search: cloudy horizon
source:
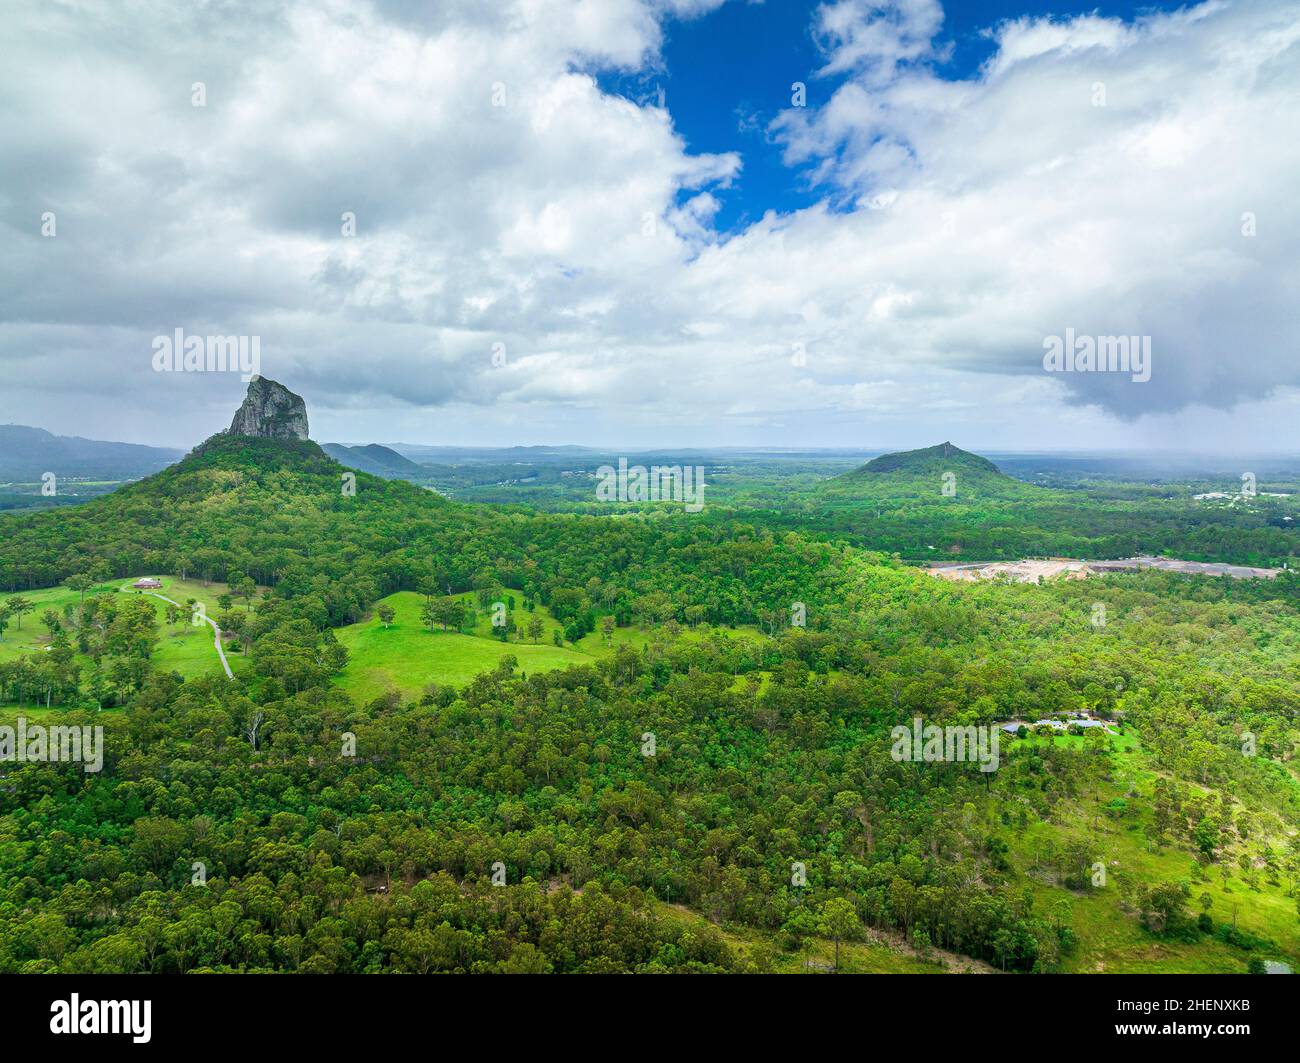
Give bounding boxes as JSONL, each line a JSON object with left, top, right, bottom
{"left": 3, "top": 0, "right": 1298, "bottom": 453}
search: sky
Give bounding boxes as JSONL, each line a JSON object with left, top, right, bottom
{"left": 2, "top": 0, "right": 1298, "bottom": 452}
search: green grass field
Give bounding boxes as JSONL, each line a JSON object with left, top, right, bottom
{"left": 332, "top": 590, "right": 776, "bottom": 702}
{"left": 332, "top": 591, "right": 597, "bottom": 702}
{"left": 6, "top": 579, "right": 771, "bottom": 708}
{"left": 1000, "top": 733, "right": 1300, "bottom": 972}
{"left": 122, "top": 577, "right": 255, "bottom": 681}
{"left": 0, "top": 577, "right": 254, "bottom": 702}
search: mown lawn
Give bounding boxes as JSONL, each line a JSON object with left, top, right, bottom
{"left": 0, "top": 581, "right": 119, "bottom": 670}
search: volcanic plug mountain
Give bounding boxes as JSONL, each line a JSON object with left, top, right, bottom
{"left": 224, "top": 377, "right": 310, "bottom": 441}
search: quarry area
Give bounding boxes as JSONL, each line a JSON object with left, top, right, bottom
{"left": 927, "top": 556, "right": 1282, "bottom": 583}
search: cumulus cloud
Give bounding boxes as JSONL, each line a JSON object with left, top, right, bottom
{"left": 813, "top": 0, "right": 947, "bottom": 81}
{"left": 773, "top": 0, "right": 1300, "bottom": 422}
{"left": 0, "top": 0, "right": 1297, "bottom": 450}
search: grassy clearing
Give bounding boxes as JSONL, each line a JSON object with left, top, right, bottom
{"left": 0, "top": 577, "right": 255, "bottom": 695}
{"left": 332, "top": 591, "right": 773, "bottom": 701}
{"left": 0, "top": 580, "right": 118, "bottom": 667}
{"left": 0, "top": 705, "right": 125, "bottom": 729}
{"left": 125, "top": 577, "right": 256, "bottom": 680}
{"left": 332, "top": 591, "right": 596, "bottom": 702}
{"left": 1000, "top": 734, "right": 1300, "bottom": 972}
{"left": 728, "top": 670, "right": 771, "bottom": 694}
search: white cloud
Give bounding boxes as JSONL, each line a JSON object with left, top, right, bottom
{"left": 814, "top": 0, "right": 946, "bottom": 81}
{"left": 980, "top": 13, "right": 1138, "bottom": 79}
{"left": 770, "top": 0, "right": 1300, "bottom": 426}
{"left": 1, "top": 0, "right": 1297, "bottom": 452}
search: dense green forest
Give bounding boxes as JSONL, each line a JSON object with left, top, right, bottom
{"left": 402, "top": 443, "right": 1300, "bottom": 569}
{"left": 1, "top": 435, "right": 1298, "bottom": 973}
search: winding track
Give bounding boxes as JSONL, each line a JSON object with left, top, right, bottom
{"left": 130, "top": 587, "right": 235, "bottom": 680}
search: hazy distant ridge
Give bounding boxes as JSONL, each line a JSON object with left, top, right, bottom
{"left": 321, "top": 442, "right": 427, "bottom": 478}
{"left": 0, "top": 424, "right": 183, "bottom": 480}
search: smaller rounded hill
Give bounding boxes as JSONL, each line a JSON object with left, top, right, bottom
{"left": 847, "top": 442, "right": 1006, "bottom": 479}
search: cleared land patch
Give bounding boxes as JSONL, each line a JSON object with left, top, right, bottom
{"left": 332, "top": 591, "right": 596, "bottom": 702}
{"left": 0, "top": 577, "right": 255, "bottom": 703}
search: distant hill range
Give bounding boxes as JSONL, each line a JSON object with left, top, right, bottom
{"left": 387, "top": 443, "right": 594, "bottom": 462}
{"left": 321, "top": 442, "right": 427, "bottom": 479}
{"left": 0, "top": 424, "right": 183, "bottom": 481}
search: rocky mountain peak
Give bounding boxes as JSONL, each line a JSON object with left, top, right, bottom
{"left": 225, "top": 376, "right": 309, "bottom": 440}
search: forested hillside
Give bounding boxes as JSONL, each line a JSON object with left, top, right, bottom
{"left": 1, "top": 436, "right": 1298, "bottom": 973}
{"left": 405, "top": 442, "right": 1300, "bottom": 569}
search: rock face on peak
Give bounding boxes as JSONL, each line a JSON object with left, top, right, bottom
{"left": 225, "top": 377, "right": 309, "bottom": 440}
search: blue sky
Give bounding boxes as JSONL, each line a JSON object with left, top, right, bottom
{"left": 602, "top": 0, "right": 1190, "bottom": 232}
